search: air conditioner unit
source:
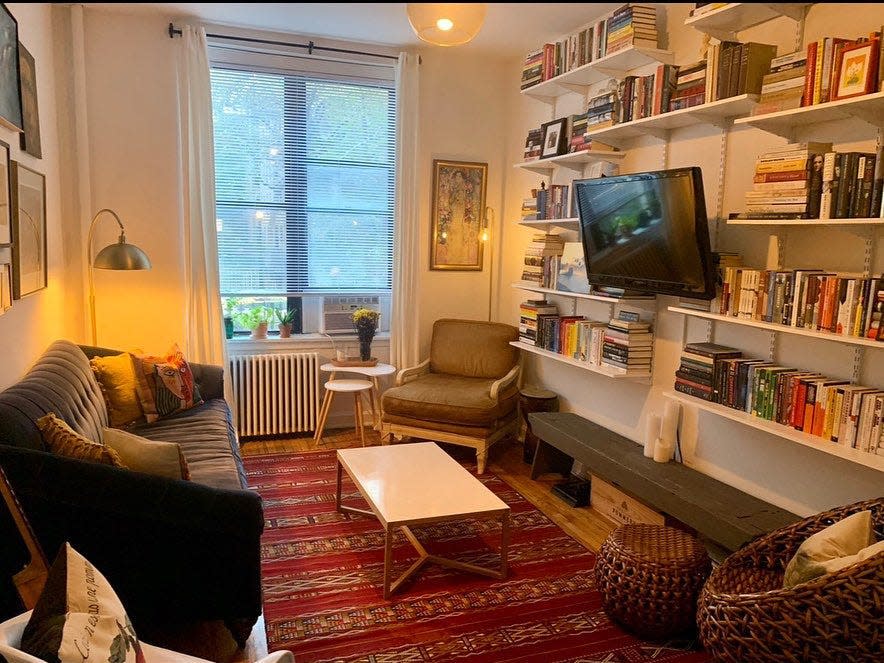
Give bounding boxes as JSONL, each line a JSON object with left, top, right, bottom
{"left": 322, "top": 296, "right": 380, "bottom": 334}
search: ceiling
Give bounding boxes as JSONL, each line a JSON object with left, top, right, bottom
{"left": 83, "top": 3, "right": 621, "bottom": 55}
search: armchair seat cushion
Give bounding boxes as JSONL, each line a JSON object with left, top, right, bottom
{"left": 382, "top": 373, "right": 518, "bottom": 426}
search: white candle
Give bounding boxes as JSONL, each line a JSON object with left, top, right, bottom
{"left": 644, "top": 414, "right": 660, "bottom": 458}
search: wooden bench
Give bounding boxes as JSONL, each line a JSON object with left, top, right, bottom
{"left": 529, "top": 412, "right": 800, "bottom": 555}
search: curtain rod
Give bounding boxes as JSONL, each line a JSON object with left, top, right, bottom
{"left": 168, "top": 23, "right": 400, "bottom": 61}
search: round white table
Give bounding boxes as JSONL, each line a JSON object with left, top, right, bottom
{"left": 319, "top": 362, "right": 396, "bottom": 431}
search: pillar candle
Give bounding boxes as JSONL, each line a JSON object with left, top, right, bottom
{"left": 644, "top": 414, "right": 660, "bottom": 458}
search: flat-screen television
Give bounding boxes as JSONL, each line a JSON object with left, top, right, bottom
{"left": 573, "top": 167, "right": 716, "bottom": 300}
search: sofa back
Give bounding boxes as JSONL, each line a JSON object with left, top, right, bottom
{"left": 0, "top": 340, "right": 108, "bottom": 450}
{"left": 429, "top": 319, "right": 519, "bottom": 379}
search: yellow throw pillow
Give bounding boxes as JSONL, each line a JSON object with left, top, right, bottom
{"left": 90, "top": 352, "right": 144, "bottom": 427}
{"left": 783, "top": 510, "right": 874, "bottom": 588}
{"left": 37, "top": 413, "right": 126, "bottom": 468}
{"left": 102, "top": 427, "right": 190, "bottom": 480}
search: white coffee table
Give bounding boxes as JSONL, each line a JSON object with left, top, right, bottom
{"left": 335, "top": 442, "right": 511, "bottom": 599}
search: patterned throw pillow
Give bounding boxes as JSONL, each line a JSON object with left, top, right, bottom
{"left": 102, "top": 427, "right": 191, "bottom": 480}
{"left": 89, "top": 352, "right": 144, "bottom": 427}
{"left": 133, "top": 345, "right": 204, "bottom": 423}
{"left": 20, "top": 542, "right": 145, "bottom": 663}
{"left": 37, "top": 413, "right": 126, "bottom": 468}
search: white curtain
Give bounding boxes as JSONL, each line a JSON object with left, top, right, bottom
{"left": 391, "top": 52, "right": 421, "bottom": 369}
{"left": 176, "top": 27, "right": 231, "bottom": 398}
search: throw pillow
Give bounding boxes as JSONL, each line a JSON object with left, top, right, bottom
{"left": 89, "top": 352, "right": 144, "bottom": 427}
{"left": 102, "top": 427, "right": 191, "bottom": 480}
{"left": 20, "top": 542, "right": 145, "bottom": 663}
{"left": 37, "top": 413, "right": 126, "bottom": 468}
{"left": 783, "top": 510, "right": 875, "bottom": 588}
{"left": 133, "top": 344, "right": 203, "bottom": 423}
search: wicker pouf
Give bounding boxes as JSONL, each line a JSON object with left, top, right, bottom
{"left": 595, "top": 524, "right": 711, "bottom": 639}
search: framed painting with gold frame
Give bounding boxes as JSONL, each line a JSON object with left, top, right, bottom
{"left": 429, "top": 159, "right": 488, "bottom": 271}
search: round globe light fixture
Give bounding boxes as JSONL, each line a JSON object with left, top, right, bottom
{"left": 407, "top": 4, "right": 487, "bottom": 47}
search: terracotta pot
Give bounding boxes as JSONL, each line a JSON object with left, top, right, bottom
{"left": 251, "top": 322, "right": 268, "bottom": 339}
{"left": 278, "top": 323, "right": 292, "bottom": 338}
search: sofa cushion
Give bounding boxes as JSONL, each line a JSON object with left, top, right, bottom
{"left": 0, "top": 340, "right": 108, "bottom": 450}
{"left": 37, "top": 413, "right": 125, "bottom": 468}
{"left": 103, "top": 427, "right": 191, "bottom": 481}
{"left": 429, "top": 319, "right": 519, "bottom": 379}
{"left": 382, "top": 373, "right": 518, "bottom": 426}
{"left": 133, "top": 346, "right": 204, "bottom": 423}
{"left": 129, "top": 399, "right": 245, "bottom": 491}
{"left": 89, "top": 352, "right": 144, "bottom": 427}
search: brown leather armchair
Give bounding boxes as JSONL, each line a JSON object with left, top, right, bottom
{"left": 380, "top": 319, "right": 521, "bottom": 473}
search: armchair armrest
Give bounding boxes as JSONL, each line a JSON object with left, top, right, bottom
{"left": 489, "top": 365, "right": 521, "bottom": 403}
{"left": 395, "top": 358, "right": 430, "bottom": 386}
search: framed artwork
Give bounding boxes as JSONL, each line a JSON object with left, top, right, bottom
{"left": 0, "top": 5, "right": 21, "bottom": 132}
{"left": 18, "top": 41, "right": 40, "bottom": 158}
{"left": 430, "top": 159, "right": 488, "bottom": 271}
{"left": 556, "top": 242, "right": 590, "bottom": 295}
{"left": 540, "top": 118, "right": 566, "bottom": 159}
{"left": 0, "top": 246, "right": 10, "bottom": 314}
{"left": 10, "top": 161, "right": 46, "bottom": 298}
{"left": 833, "top": 41, "right": 879, "bottom": 101}
{"left": 0, "top": 139, "right": 10, "bottom": 244}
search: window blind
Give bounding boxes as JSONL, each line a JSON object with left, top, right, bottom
{"left": 211, "top": 65, "right": 396, "bottom": 296}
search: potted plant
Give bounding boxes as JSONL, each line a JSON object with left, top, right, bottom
{"left": 234, "top": 306, "right": 271, "bottom": 340}
{"left": 275, "top": 308, "right": 297, "bottom": 338}
{"left": 351, "top": 308, "right": 380, "bottom": 361}
{"left": 223, "top": 298, "right": 241, "bottom": 340}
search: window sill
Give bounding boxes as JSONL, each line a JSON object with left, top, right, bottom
{"left": 227, "top": 332, "right": 390, "bottom": 355}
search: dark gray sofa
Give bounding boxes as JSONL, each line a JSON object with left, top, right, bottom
{"left": 0, "top": 340, "right": 262, "bottom": 646}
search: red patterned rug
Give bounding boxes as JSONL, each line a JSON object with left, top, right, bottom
{"left": 244, "top": 449, "right": 710, "bottom": 663}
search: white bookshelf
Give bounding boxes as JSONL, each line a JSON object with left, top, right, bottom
{"left": 668, "top": 306, "right": 884, "bottom": 350}
{"left": 664, "top": 390, "right": 884, "bottom": 472}
{"left": 728, "top": 218, "right": 884, "bottom": 227}
{"left": 517, "top": 218, "right": 580, "bottom": 231}
{"left": 513, "top": 150, "right": 625, "bottom": 174}
{"left": 512, "top": 282, "right": 654, "bottom": 303}
{"left": 521, "top": 45, "right": 674, "bottom": 102}
{"left": 584, "top": 94, "right": 759, "bottom": 147}
{"left": 511, "top": 341, "right": 651, "bottom": 380}
{"left": 685, "top": 3, "right": 811, "bottom": 40}
{"left": 733, "top": 91, "right": 884, "bottom": 139}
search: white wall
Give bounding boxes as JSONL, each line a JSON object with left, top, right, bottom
{"left": 499, "top": 4, "right": 884, "bottom": 516}
{"left": 0, "top": 3, "right": 72, "bottom": 390}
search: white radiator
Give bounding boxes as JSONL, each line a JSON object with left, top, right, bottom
{"left": 229, "top": 352, "right": 320, "bottom": 437}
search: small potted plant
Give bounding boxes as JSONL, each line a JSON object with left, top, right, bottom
{"left": 234, "top": 306, "right": 271, "bottom": 340}
{"left": 351, "top": 308, "right": 380, "bottom": 361}
{"left": 275, "top": 308, "right": 297, "bottom": 338}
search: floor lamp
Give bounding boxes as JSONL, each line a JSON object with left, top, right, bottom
{"left": 87, "top": 208, "right": 152, "bottom": 345}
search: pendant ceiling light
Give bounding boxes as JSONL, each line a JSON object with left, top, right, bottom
{"left": 406, "top": 4, "right": 487, "bottom": 47}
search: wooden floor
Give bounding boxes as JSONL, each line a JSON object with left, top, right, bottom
{"left": 157, "top": 427, "right": 616, "bottom": 663}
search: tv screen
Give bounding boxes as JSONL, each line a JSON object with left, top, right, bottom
{"left": 574, "top": 167, "right": 715, "bottom": 299}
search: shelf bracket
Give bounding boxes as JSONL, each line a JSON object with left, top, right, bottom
{"left": 863, "top": 230, "right": 874, "bottom": 278}
{"left": 559, "top": 83, "right": 589, "bottom": 96}
{"left": 852, "top": 347, "right": 864, "bottom": 383}
{"left": 777, "top": 230, "right": 788, "bottom": 270}
{"left": 705, "top": 320, "right": 714, "bottom": 343}
{"left": 644, "top": 127, "right": 671, "bottom": 141}
{"left": 768, "top": 331, "right": 777, "bottom": 362}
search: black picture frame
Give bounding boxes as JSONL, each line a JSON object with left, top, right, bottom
{"left": 18, "top": 41, "right": 40, "bottom": 158}
{"left": 0, "top": 4, "right": 22, "bottom": 132}
{"left": 540, "top": 118, "right": 567, "bottom": 159}
{"left": 10, "top": 161, "right": 46, "bottom": 299}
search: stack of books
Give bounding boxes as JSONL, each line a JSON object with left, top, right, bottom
{"left": 601, "top": 314, "right": 654, "bottom": 375}
{"left": 671, "top": 60, "right": 707, "bottom": 111}
{"left": 521, "top": 196, "right": 538, "bottom": 222}
{"left": 586, "top": 91, "right": 617, "bottom": 131}
{"left": 522, "top": 234, "right": 565, "bottom": 288}
{"left": 567, "top": 114, "right": 618, "bottom": 153}
{"left": 523, "top": 128, "right": 543, "bottom": 161}
{"left": 519, "top": 300, "right": 558, "bottom": 345}
{"left": 737, "top": 142, "right": 832, "bottom": 219}
{"left": 755, "top": 51, "right": 807, "bottom": 114}
{"left": 674, "top": 342, "right": 742, "bottom": 401}
{"left": 717, "top": 268, "right": 884, "bottom": 341}
{"left": 803, "top": 33, "right": 883, "bottom": 107}
{"left": 521, "top": 48, "right": 544, "bottom": 90}
{"left": 605, "top": 4, "right": 658, "bottom": 55}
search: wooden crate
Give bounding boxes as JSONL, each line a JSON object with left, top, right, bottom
{"left": 590, "top": 474, "right": 665, "bottom": 526}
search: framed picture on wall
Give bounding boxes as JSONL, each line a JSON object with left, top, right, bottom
{"left": 0, "top": 5, "right": 22, "bottom": 132}
{"left": 10, "top": 161, "right": 46, "bottom": 298}
{"left": 429, "top": 159, "right": 488, "bottom": 271}
{"left": 0, "top": 139, "right": 10, "bottom": 245}
{"left": 18, "top": 41, "right": 40, "bottom": 158}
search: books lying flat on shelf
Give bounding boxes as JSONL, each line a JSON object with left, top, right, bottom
{"left": 522, "top": 234, "right": 565, "bottom": 288}
{"left": 519, "top": 300, "right": 558, "bottom": 344}
{"left": 737, "top": 143, "right": 831, "bottom": 219}
{"left": 601, "top": 313, "right": 653, "bottom": 375}
{"left": 754, "top": 50, "right": 807, "bottom": 114}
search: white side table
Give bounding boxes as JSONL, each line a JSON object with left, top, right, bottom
{"left": 320, "top": 362, "right": 396, "bottom": 430}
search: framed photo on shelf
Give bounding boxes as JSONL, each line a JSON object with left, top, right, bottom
{"left": 832, "top": 41, "right": 879, "bottom": 101}
{"left": 429, "top": 159, "right": 488, "bottom": 271}
{"left": 10, "top": 161, "right": 46, "bottom": 298}
{"left": 556, "top": 242, "right": 590, "bottom": 295}
{"left": 0, "top": 4, "right": 22, "bottom": 132}
{"left": 540, "top": 118, "right": 567, "bottom": 159}
{"left": 0, "top": 139, "right": 10, "bottom": 245}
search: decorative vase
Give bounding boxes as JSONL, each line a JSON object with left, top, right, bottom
{"left": 359, "top": 338, "right": 372, "bottom": 361}
{"left": 278, "top": 323, "right": 292, "bottom": 339}
{"left": 224, "top": 316, "right": 234, "bottom": 340}
{"left": 251, "top": 322, "right": 268, "bottom": 340}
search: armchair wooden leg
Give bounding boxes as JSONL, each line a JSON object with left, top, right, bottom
{"left": 477, "top": 447, "right": 488, "bottom": 475}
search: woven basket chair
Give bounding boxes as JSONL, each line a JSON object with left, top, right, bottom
{"left": 697, "top": 497, "right": 884, "bottom": 663}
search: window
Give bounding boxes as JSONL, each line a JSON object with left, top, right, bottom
{"left": 210, "top": 59, "right": 396, "bottom": 329}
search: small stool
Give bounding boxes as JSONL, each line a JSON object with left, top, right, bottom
{"left": 518, "top": 387, "right": 559, "bottom": 464}
{"left": 314, "top": 379, "right": 374, "bottom": 447}
{"left": 595, "top": 524, "right": 711, "bottom": 640}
